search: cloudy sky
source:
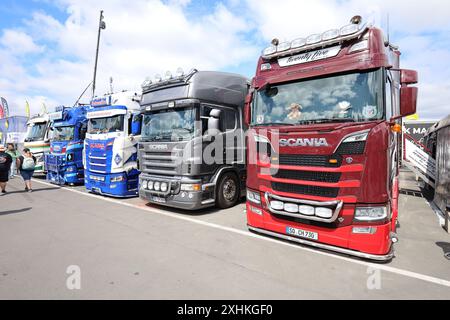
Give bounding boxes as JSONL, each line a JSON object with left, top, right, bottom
{"left": 0, "top": 0, "right": 449, "bottom": 120}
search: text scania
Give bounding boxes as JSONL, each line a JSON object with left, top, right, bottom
{"left": 280, "top": 138, "right": 329, "bottom": 147}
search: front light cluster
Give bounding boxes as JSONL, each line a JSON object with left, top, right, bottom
{"left": 180, "top": 184, "right": 201, "bottom": 191}
{"left": 342, "top": 130, "right": 369, "bottom": 143}
{"left": 141, "top": 179, "right": 169, "bottom": 192}
{"left": 111, "top": 175, "right": 124, "bottom": 182}
{"left": 355, "top": 207, "right": 388, "bottom": 222}
{"left": 247, "top": 189, "right": 261, "bottom": 205}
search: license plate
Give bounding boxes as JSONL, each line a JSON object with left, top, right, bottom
{"left": 152, "top": 196, "right": 166, "bottom": 203}
{"left": 286, "top": 226, "right": 318, "bottom": 241}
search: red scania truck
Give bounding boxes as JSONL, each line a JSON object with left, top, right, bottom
{"left": 245, "top": 16, "right": 418, "bottom": 261}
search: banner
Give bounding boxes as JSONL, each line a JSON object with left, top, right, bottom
{"left": 404, "top": 137, "right": 436, "bottom": 181}
{"left": 0, "top": 116, "right": 29, "bottom": 144}
{"left": 0, "top": 97, "right": 8, "bottom": 119}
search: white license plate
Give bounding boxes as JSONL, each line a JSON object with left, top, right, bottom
{"left": 286, "top": 226, "right": 318, "bottom": 241}
{"left": 152, "top": 196, "right": 166, "bottom": 203}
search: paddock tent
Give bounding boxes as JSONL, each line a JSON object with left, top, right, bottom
{"left": 424, "top": 114, "right": 450, "bottom": 214}
{"left": 0, "top": 116, "right": 29, "bottom": 145}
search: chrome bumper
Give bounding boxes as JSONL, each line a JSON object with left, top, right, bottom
{"left": 248, "top": 225, "right": 395, "bottom": 262}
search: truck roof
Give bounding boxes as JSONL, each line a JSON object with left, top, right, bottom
{"left": 141, "top": 70, "right": 249, "bottom": 109}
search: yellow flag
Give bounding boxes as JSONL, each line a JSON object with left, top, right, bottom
{"left": 25, "top": 100, "right": 30, "bottom": 118}
{"left": 5, "top": 119, "right": 8, "bottom": 129}
{"left": 406, "top": 113, "right": 419, "bottom": 120}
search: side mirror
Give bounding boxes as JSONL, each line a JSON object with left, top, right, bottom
{"left": 400, "top": 86, "right": 418, "bottom": 118}
{"left": 131, "top": 115, "right": 142, "bottom": 135}
{"left": 244, "top": 93, "right": 252, "bottom": 127}
{"left": 401, "top": 69, "right": 418, "bottom": 85}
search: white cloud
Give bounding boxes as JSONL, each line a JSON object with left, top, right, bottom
{"left": 0, "top": 29, "right": 44, "bottom": 54}
{"left": 2, "top": 0, "right": 259, "bottom": 117}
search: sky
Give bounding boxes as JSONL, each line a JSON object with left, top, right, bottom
{"left": 0, "top": 0, "right": 449, "bottom": 120}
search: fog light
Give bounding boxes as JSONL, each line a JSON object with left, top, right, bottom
{"left": 316, "top": 207, "right": 333, "bottom": 219}
{"left": 141, "top": 180, "right": 148, "bottom": 189}
{"left": 250, "top": 206, "right": 262, "bottom": 215}
{"left": 147, "top": 181, "right": 154, "bottom": 190}
{"left": 160, "top": 182, "right": 168, "bottom": 192}
{"left": 299, "top": 205, "right": 315, "bottom": 216}
{"left": 352, "top": 227, "right": 377, "bottom": 234}
{"left": 270, "top": 200, "right": 284, "bottom": 211}
{"left": 154, "top": 181, "right": 160, "bottom": 191}
{"left": 284, "top": 203, "right": 298, "bottom": 213}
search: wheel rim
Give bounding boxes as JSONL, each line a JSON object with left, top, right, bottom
{"left": 223, "top": 178, "right": 237, "bottom": 201}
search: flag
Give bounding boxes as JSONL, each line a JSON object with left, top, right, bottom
{"left": 25, "top": 101, "right": 30, "bottom": 118}
{"left": 406, "top": 113, "right": 419, "bottom": 120}
{"left": 5, "top": 119, "right": 8, "bottom": 129}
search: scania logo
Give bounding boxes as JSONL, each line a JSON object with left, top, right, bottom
{"left": 279, "top": 138, "right": 329, "bottom": 147}
{"left": 148, "top": 144, "right": 168, "bottom": 151}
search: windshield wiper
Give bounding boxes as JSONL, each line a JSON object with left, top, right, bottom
{"left": 299, "top": 118, "right": 356, "bottom": 125}
{"left": 253, "top": 122, "right": 295, "bottom": 127}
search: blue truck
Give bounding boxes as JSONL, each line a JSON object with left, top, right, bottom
{"left": 45, "top": 105, "right": 89, "bottom": 185}
{"left": 84, "top": 91, "right": 142, "bottom": 197}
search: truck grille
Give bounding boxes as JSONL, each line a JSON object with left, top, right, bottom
{"left": 272, "top": 182, "right": 339, "bottom": 198}
{"left": 278, "top": 154, "right": 342, "bottom": 167}
{"left": 141, "top": 150, "right": 179, "bottom": 175}
{"left": 273, "top": 169, "right": 341, "bottom": 183}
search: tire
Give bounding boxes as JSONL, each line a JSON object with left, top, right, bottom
{"left": 216, "top": 171, "right": 240, "bottom": 209}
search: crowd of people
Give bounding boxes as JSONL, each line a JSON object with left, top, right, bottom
{"left": 0, "top": 144, "right": 36, "bottom": 194}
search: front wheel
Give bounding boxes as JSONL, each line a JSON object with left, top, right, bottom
{"left": 216, "top": 172, "right": 240, "bottom": 209}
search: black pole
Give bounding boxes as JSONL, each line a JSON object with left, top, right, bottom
{"left": 92, "top": 10, "right": 105, "bottom": 99}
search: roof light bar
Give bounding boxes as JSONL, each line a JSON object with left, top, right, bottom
{"left": 261, "top": 16, "right": 370, "bottom": 59}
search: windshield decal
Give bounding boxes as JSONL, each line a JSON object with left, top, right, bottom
{"left": 278, "top": 45, "right": 341, "bottom": 67}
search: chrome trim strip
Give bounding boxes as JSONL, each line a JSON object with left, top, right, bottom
{"left": 89, "top": 169, "right": 106, "bottom": 174}
{"left": 265, "top": 192, "right": 343, "bottom": 223}
{"left": 89, "top": 156, "right": 107, "bottom": 160}
{"left": 89, "top": 162, "right": 106, "bottom": 167}
{"left": 248, "top": 226, "right": 394, "bottom": 261}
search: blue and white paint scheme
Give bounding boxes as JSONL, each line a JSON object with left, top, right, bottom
{"left": 84, "top": 91, "right": 142, "bottom": 197}
{"left": 45, "top": 105, "right": 89, "bottom": 185}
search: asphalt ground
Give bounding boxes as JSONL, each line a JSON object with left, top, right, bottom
{"left": 0, "top": 170, "right": 449, "bottom": 299}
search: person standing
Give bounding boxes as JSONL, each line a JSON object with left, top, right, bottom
{"left": 17, "top": 148, "right": 36, "bottom": 192}
{"left": 0, "top": 144, "right": 13, "bottom": 194}
{"left": 6, "top": 143, "right": 20, "bottom": 178}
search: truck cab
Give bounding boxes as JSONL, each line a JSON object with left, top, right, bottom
{"left": 45, "top": 105, "right": 88, "bottom": 185}
{"left": 138, "top": 69, "right": 248, "bottom": 210}
{"left": 84, "top": 91, "right": 142, "bottom": 197}
{"left": 245, "top": 17, "right": 418, "bottom": 260}
{"left": 24, "top": 114, "right": 51, "bottom": 174}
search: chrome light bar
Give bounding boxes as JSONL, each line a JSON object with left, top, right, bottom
{"left": 261, "top": 23, "right": 370, "bottom": 60}
{"left": 265, "top": 192, "right": 343, "bottom": 223}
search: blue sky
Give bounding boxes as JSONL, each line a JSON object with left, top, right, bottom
{"left": 0, "top": 0, "right": 449, "bottom": 120}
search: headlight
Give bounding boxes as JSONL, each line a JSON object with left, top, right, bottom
{"left": 141, "top": 180, "right": 148, "bottom": 189}
{"left": 66, "top": 166, "right": 76, "bottom": 173}
{"left": 160, "top": 182, "right": 168, "bottom": 192}
{"left": 180, "top": 183, "right": 201, "bottom": 191}
{"left": 355, "top": 207, "right": 388, "bottom": 222}
{"left": 342, "top": 130, "right": 369, "bottom": 143}
{"left": 247, "top": 189, "right": 261, "bottom": 205}
{"left": 154, "top": 181, "right": 161, "bottom": 191}
{"left": 111, "top": 175, "right": 124, "bottom": 182}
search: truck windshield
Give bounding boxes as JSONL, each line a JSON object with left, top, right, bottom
{"left": 25, "top": 122, "right": 47, "bottom": 142}
{"left": 88, "top": 115, "right": 124, "bottom": 134}
{"left": 52, "top": 126, "right": 75, "bottom": 141}
{"left": 252, "top": 69, "right": 383, "bottom": 125}
{"left": 142, "top": 107, "right": 195, "bottom": 142}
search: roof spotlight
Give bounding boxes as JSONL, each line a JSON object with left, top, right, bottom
{"left": 176, "top": 67, "right": 184, "bottom": 78}
{"left": 271, "top": 38, "right": 280, "bottom": 46}
{"left": 350, "top": 15, "right": 362, "bottom": 24}
{"left": 164, "top": 70, "right": 172, "bottom": 80}
{"left": 154, "top": 74, "right": 162, "bottom": 82}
